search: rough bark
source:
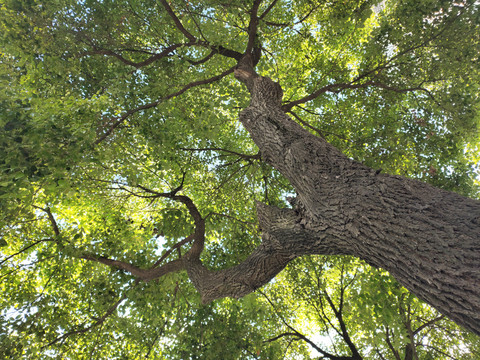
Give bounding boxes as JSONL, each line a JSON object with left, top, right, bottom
{"left": 193, "top": 58, "right": 480, "bottom": 335}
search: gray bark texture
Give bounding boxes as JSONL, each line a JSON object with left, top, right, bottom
{"left": 218, "top": 59, "right": 480, "bottom": 335}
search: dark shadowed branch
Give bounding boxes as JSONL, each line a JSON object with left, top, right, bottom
{"left": 385, "top": 326, "right": 402, "bottom": 360}
{"left": 245, "top": 0, "right": 263, "bottom": 55}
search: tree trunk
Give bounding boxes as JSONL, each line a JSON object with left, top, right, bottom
{"left": 221, "top": 62, "right": 480, "bottom": 335}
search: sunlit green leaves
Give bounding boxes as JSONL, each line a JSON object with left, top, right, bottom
{"left": 0, "top": 0, "right": 479, "bottom": 358}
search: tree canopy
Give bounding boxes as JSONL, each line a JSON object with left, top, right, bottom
{"left": 0, "top": 0, "right": 479, "bottom": 358}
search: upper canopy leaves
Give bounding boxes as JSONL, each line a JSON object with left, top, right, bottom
{"left": 0, "top": 0, "right": 479, "bottom": 358}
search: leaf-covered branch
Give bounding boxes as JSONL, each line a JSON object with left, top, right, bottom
{"left": 80, "top": 42, "right": 194, "bottom": 68}
{"left": 159, "top": 0, "right": 196, "bottom": 42}
{"left": 0, "top": 238, "right": 55, "bottom": 266}
{"left": 95, "top": 66, "right": 235, "bottom": 144}
{"left": 260, "top": 290, "right": 355, "bottom": 360}
{"left": 181, "top": 147, "right": 261, "bottom": 161}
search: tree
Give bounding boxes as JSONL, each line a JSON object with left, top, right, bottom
{"left": 1, "top": 0, "right": 479, "bottom": 358}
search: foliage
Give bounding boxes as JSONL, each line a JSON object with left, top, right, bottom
{"left": 0, "top": 0, "right": 479, "bottom": 358}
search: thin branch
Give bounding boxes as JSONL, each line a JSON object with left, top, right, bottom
{"left": 375, "top": 348, "right": 388, "bottom": 360}
{"left": 44, "top": 290, "right": 130, "bottom": 348}
{"left": 144, "top": 318, "right": 169, "bottom": 359}
{"left": 181, "top": 147, "right": 261, "bottom": 161}
{"left": 413, "top": 315, "right": 445, "bottom": 336}
{"left": 207, "top": 212, "right": 257, "bottom": 227}
{"left": 282, "top": 7, "right": 468, "bottom": 111}
{"left": 81, "top": 42, "right": 191, "bottom": 68}
{"left": 289, "top": 110, "right": 324, "bottom": 137}
{"left": 264, "top": 2, "right": 322, "bottom": 27}
{"left": 80, "top": 254, "right": 152, "bottom": 279}
{"left": 0, "top": 238, "right": 55, "bottom": 266}
{"left": 294, "top": 3, "right": 322, "bottom": 24}
{"left": 282, "top": 79, "right": 434, "bottom": 112}
{"left": 151, "top": 233, "right": 195, "bottom": 268}
{"left": 182, "top": 0, "right": 207, "bottom": 41}
{"left": 95, "top": 101, "right": 161, "bottom": 145}
{"left": 417, "top": 344, "right": 460, "bottom": 360}
{"left": 95, "top": 66, "right": 235, "bottom": 144}
{"left": 385, "top": 326, "right": 402, "bottom": 360}
{"left": 263, "top": 332, "right": 299, "bottom": 343}
{"left": 282, "top": 81, "right": 370, "bottom": 111}
{"left": 187, "top": 50, "right": 215, "bottom": 65}
{"left": 258, "top": 290, "right": 352, "bottom": 359}
{"left": 81, "top": 252, "right": 185, "bottom": 282}
{"left": 324, "top": 290, "right": 362, "bottom": 359}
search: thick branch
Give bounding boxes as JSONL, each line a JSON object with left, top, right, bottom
{"left": 185, "top": 203, "right": 344, "bottom": 303}
{"left": 245, "top": 0, "right": 263, "bottom": 55}
{"left": 33, "top": 206, "right": 60, "bottom": 237}
{"left": 159, "top": 0, "right": 196, "bottom": 41}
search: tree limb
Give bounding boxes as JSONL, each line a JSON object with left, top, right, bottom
{"left": 413, "top": 315, "right": 445, "bottom": 336}
{"left": 324, "top": 290, "right": 362, "bottom": 360}
{"left": 151, "top": 233, "right": 195, "bottom": 268}
{"left": 259, "top": 291, "right": 352, "bottom": 359}
{"left": 33, "top": 206, "right": 61, "bottom": 237}
{"left": 43, "top": 290, "right": 130, "bottom": 348}
{"left": 81, "top": 42, "right": 192, "bottom": 68}
{"left": 245, "top": 0, "right": 263, "bottom": 55}
{"left": 0, "top": 238, "right": 55, "bottom": 266}
{"left": 95, "top": 66, "right": 235, "bottom": 144}
{"left": 181, "top": 147, "right": 261, "bottom": 161}
{"left": 259, "top": 0, "right": 279, "bottom": 20}
{"left": 159, "top": 0, "right": 196, "bottom": 41}
{"left": 385, "top": 326, "right": 402, "bottom": 360}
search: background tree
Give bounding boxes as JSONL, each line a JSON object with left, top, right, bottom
{"left": 0, "top": 0, "right": 479, "bottom": 358}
